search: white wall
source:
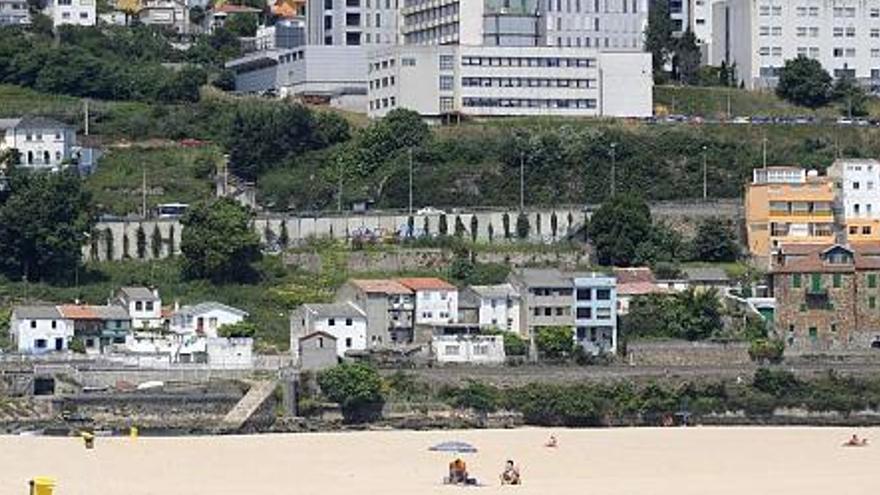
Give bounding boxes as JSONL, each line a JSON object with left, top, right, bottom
{"left": 478, "top": 297, "right": 521, "bottom": 334}
{"left": 599, "top": 51, "right": 653, "bottom": 118}
{"left": 171, "top": 309, "right": 246, "bottom": 337}
{"left": 11, "top": 317, "right": 74, "bottom": 353}
{"left": 415, "top": 289, "right": 458, "bottom": 325}
{"left": 432, "top": 335, "right": 505, "bottom": 364}
{"left": 206, "top": 337, "right": 254, "bottom": 369}
{"left": 126, "top": 299, "right": 162, "bottom": 329}
{"left": 46, "top": 0, "right": 96, "bottom": 26}
{"left": 2, "top": 126, "right": 75, "bottom": 171}
{"left": 311, "top": 316, "right": 368, "bottom": 357}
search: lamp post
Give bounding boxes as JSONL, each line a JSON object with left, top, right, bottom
{"left": 610, "top": 142, "right": 618, "bottom": 197}
{"left": 702, "top": 145, "right": 708, "bottom": 201}
{"left": 519, "top": 151, "right": 525, "bottom": 211}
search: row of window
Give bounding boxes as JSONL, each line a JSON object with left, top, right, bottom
{"left": 402, "top": 2, "right": 457, "bottom": 26}
{"left": 134, "top": 301, "right": 155, "bottom": 312}
{"left": 462, "top": 77, "right": 596, "bottom": 89}
{"left": 576, "top": 288, "right": 612, "bottom": 300}
{"left": 551, "top": 36, "right": 641, "bottom": 50}
{"left": 368, "top": 75, "right": 396, "bottom": 89}
{"left": 369, "top": 96, "right": 397, "bottom": 110}
{"left": 420, "top": 311, "right": 450, "bottom": 319}
{"left": 533, "top": 306, "right": 571, "bottom": 317}
{"left": 849, "top": 225, "right": 874, "bottom": 236}
{"left": 443, "top": 343, "right": 491, "bottom": 356}
{"left": 24, "top": 132, "right": 63, "bottom": 141}
{"left": 546, "top": 0, "right": 640, "bottom": 14}
{"left": 323, "top": 0, "right": 397, "bottom": 9}
{"left": 462, "top": 97, "right": 597, "bottom": 109}
{"left": 575, "top": 307, "right": 613, "bottom": 320}
{"left": 461, "top": 56, "right": 595, "bottom": 68}
{"left": 791, "top": 272, "right": 879, "bottom": 289}
{"left": 326, "top": 317, "right": 355, "bottom": 326}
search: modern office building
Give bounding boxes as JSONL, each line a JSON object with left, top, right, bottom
{"left": 307, "top": 0, "right": 399, "bottom": 46}
{"left": 366, "top": 45, "right": 651, "bottom": 118}
{"left": 572, "top": 273, "right": 618, "bottom": 355}
{"left": 745, "top": 166, "right": 836, "bottom": 258}
{"left": 0, "top": 0, "right": 30, "bottom": 26}
{"left": 690, "top": 0, "right": 724, "bottom": 63}
{"left": 712, "top": 0, "right": 880, "bottom": 89}
{"left": 828, "top": 158, "right": 880, "bottom": 243}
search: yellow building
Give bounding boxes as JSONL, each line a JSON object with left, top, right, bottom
{"left": 745, "top": 166, "right": 836, "bottom": 258}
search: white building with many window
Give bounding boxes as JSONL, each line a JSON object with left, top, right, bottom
{"left": 828, "top": 158, "right": 880, "bottom": 242}
{"left": 44, "top": 0, "right": 96, "bottom": 26}
{"left": 289, "top": 302, "right": 368, "bottom": 359}
{"left": 0, "top": 117, "right": 76, "bottom": 171}
{"left": 467, "top": 283, "right": 522, "bottom": 334}
{"left": 713, "top": 0, "right": 880, "bottom": 89}
{"left": 0, "top": 0, "right": 30, "bottom": 26}
{"left": 367, "top": 44, "right": 651, "bottom": 118}
{"left": 169, "top": 302, "right": 249, "bottom": 338}
{"left": 116, "top": 287, "right": 163, "bottom": 329}
{"left": 307, "top": 0, "right": 399, "bottom": 46}
{"left": 397, "top": 277, "right": 459, "bottom": 325}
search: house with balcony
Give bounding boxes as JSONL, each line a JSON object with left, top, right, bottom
{"left": 464, "top": 283, "right": 522, "bottom": 335}
{"left": 396, "top": 277, "right": 458, "bottom": 326}
{"left": 58, "top": 304, "right": 131, "bottom": 354}
{"left": 771, "top": 242, "right": 880, "bottom": 352}
{"left": 0, "top": 117, "right": 76, "bottom": 171}
{"left": 572, "top": 273, "right": 618, "bottom": 355}
{"left": 116, "top": 287, "right": 163, "bottom": 329}
{"left": 335, "top": 279, "right": 415, "bottom": 346}
{"left": 169, "top": 301, "right": 248, "bottom": 337}
{"left": 508, "top": 268, "right": 573, "bottom": 352}
{"left": 745, "top": 166, "right": 836, "bottom": 259}
{"left": 0, "top": 0, "right": 30, "bottom": 25}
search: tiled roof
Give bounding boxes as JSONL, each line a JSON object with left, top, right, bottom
{"left": 613, "top": 267, "right": 656, "bottom": 284}
{"left": 118, "top": 287, "right": 159, "bottom": 301}
{"left": 16, "top": 116, "right": 71, "bottom": 130}
{"left": 214, "top": 4, "right": 262, "bottom": 13}
{"left": 683, "top": 267, "right": 730, "bottom": 282}
{"left": 512, "top": 268, "right": 569, "bottom": 288}
{"left": 773, "top": 243, "right": 880, "bottom": 273}
{"left": 617, "top": 282, "right": 666, "bottom": 296}
{"left": 303, "top": 302, "right": 365, "bottom": 319}
{"left": 13, "top": 305, "right": 61, "bottom": 319}
{"left": 301, "top": 330, "right": 337, "bottom": 341}
{"left": 58, "top": 304, "right": 130, "bottom": 320}
{"left": 457, "top": 288, "right": 481, "bottom": 309}
{"left": 349, "top": 279, "right": 413, "bottom": 295}
{"left": 395, "top": 277, "right": 456, "bottom": 291}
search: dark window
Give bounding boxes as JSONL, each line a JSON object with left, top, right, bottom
{"left": 576, "top": 307, "right": 592, "bottom": 319}
{"left": 346, "top": 318, "right": 353, "bottom": 326}
{"left": 596, "top": 289, "right": 611, "bottom": 300}
{"left": 35, "top": 339, "right": 47, "bottom": 349}
{"left": 328, "top": 318, "right": 336, "bottom": 326}
{"left": 576, "top": 289, "right": 592, "bottom": 300}
{"left": 135, "top": 301, "right": 143, "bottom": 311}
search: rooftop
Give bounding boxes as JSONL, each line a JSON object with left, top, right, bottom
{"left": 512, "top": 268, "right": 569, "bottom": 288}
{"left": 301, "top": 330, "right": 337, "bottom": 341}
{"left": 175, "top": 302, "right": 249, "bottom": 317}
{"left": 304, "top": 302, "right": 366, "bottom": 319}
{"left": 682, "top": 267, "right": 730, "bottom": 283}
{"left": 213, "top": 4, "right": 262, "bottom": 14}
{"left": 118, "top": 287, "right": 159, "bottom": 301}
{"left": 348, "top": 279, "right": 413, "bottom": 295}
{"left": 395, "top": 277, "right": 457, "bottom": 291}
{"left": 13, "top": 305, "right": 61, "bottom": 319}
{"left": 773, "top": 243, "right": 880, "bottom": 273}
{"left": 469, "top": 283, "right": 519, "bottom": 299}
{"left": 58, "top": 304, "right": 131, "bottom": 320}
{"left": 613, "top": 267, "right": 665, "bottom": 296}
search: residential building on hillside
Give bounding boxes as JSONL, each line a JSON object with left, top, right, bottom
{"left": 712, "top": 0, "right": 880, "bottom": 89}
{"left": 0, "top": 0, "right": 30, "bottom": 25}
{"left": 508, "top": 268, "right": 573, "bottom": 339}
{"left": 0, "top": 117, "right": 76, "bottom": 171}
{"left": 771, "top": 243, "right": 880, "bottom": 351}
{"left": 335, "top": 279, "right": 415, "bottom": 345}
{"left": 828, "top": 159, "right": 880, "bottom": 243}
{"left": 206, "top": 3, "right": 261, "bottom": 33}
{"left": 289, "top": 302, "right": 368, "bottom": 359}
{"left": 690, "top": 0, "right": 724, "bottom": 63}
{"left": 44, "top": 0, "right": 96, "bottom": 26}
{"left": 296, "top": 331, "right": 339, "bottom": 370}
{"left": 614, "top": 267, "right": 668, "bottom": 314}
{"left": 396, "top": 277, "right": 458, "bottom": 325}
{"left": 306, "top": 0, "right": 399, "bottom": 46}
{"left": 745, "top": 167, "right": 835, "bottom": 258}
{"left": 9, "top": 306, "right": 75, "bottom": 353}
{"left": 467, "top": 283, "right": 522, "bottom": 334}
{"left": 366, "top": 45, "right": 651, "bottom": 118}
{"left": 58, "top": 304, "right": 131, "bottom": 354}
{"left": 137, "top": 0, "right": 194, "bottom": 34}
{"left": 572, "top": 273, "right": 618, "bottom": 355}
{"left": 169, "top": 302, "right": 249, "bottom": 337}
{"left": 116, "top": 287, "right": 163, "bottom": 329}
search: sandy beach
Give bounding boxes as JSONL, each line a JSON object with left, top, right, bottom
{"left": 1, "top": 427, "right": 878, "bottom": 495}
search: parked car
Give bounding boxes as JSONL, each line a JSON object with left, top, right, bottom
{"left": 416, "top": 207, "right": 446, "bottom": 216}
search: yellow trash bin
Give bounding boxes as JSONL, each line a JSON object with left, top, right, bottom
{"left": 29, "top": 476, "right": 55, "bottom": 495}
{"left": 81, "top": 431, "right": 95, "bottom": 450}
{"left": 130, "top": 426, "right": 139, "bottom": 440}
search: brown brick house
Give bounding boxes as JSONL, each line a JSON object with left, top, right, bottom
{"left": 772, "top": 243, "right": 880, "bottom": 351}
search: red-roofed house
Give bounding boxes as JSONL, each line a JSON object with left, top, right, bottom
{"left": 396, "top": 278, "right": 459, "bottom": 325}
{"left": 613, "top": 267, "right": 669, "bottom": 314}
{"left": 772, "top": 242, "right": 880, "bottom": 351}
{"left": 336, "top": 279, "right": 415, "bottom": 345}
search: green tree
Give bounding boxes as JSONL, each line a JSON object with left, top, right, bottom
{"left": 535, "top": 326, "right": 575, "bottom": 360}
{"left": 776, "top": 56, "right": 832, "bottom": 108}
{"left": 454, "top": 215, "right": 466, "bottom": 237}
{"left": 516, "top": 212, "right": 530, "bottom": 239}
{"left": 104, "top": 227, "right": 114, "bottom": 261}
{"left": 218, "top": 320, "right": 258, "bottom": 338}
{"left": 136, "top": 225, "right": 147, "bottom": 259}
{"left": 749, "top": 340, "right": 785, "bottom": 364}
{"left": 279, "top": 220, "right": 289, "bottom": 248}
{"left": 211, "top": 68, "right": 236, "bottom": 91}
{"left": 470, "top": 215, "right": 478, "bottom": 243}
{"left": 644, "top": 0, "right": 674, "bottom": 81}
{"left": 446, "top": 380, "right": 499, "bottom": 413}
{"left": 550, "top": 211, "right": 558, "bottom": 238}
{"left": 224, "top": 12, "right": 258, "bottom": 37}
{"left": 588, "top": 195, "right": 653, "bottom": 266}
{"left": 0, "top": 171, "right": 93, "bottom": 281}
{"left": 692, "top": 217, "right": 740, "bottom": 262}
{"left": 180, "top": 198, "right": 262, "bottom": 283}
{"left": 501, "top": 331, "right": 527, "bottom": 356}
{"left": 438, "top": 214, "right": 448, "bottom": 236}
{"left": 151, "top": 224, "right": 162, "bottom": 258}
{"left": 832, "top": 73, "right": 869, "bottom": 118}
{"left": 674, "top": 29, "right": 701, "bottom": 85}
{"left": 502, "top": 213, "right": 511, "bottom": 239}
{"left": 317, "top": 363, "right": 385, "bottom": 423}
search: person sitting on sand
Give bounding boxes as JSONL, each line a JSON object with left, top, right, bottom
{"left": 448, "top": 458, "right": 468, "bottom": 484}
{"left": 844, "top": 434, "right": 869, "bottom": 447}
{"left": 500, "top": 460, "right": 521, "bottom": 485}
{"left": 545, "top": 435, "right": 558, "bottom": 448}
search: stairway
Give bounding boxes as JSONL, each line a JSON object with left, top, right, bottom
{"left": 220, "top": 380, "right": 277, "bottom": 431}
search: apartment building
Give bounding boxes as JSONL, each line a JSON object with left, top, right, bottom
{"left": 772, "top": 242, "right": 880, "bottom": 352}
{"left": 44, "top": 0, "right": 96, "bottom": 26}
{"left": 0, "top": 117, "right": 76, "bottom": 172}
{"left": 137, "top": 0, "right": 193, "bottom": 35}
{"left": 366, "top": 45, "right": 651, "bottom": 118}
{"left": 467, "top": 283, "right": 522, "bottom": 334}
{"left": 335, "top": 279, "right": 415, "bottom": 345}
{"left": 691, "top": 0, "right": 724, "bottom": 63}
{"left": 572, "top": 273, "right": 618, "bottom": 355}
{"left": 508, "top": 268, "right": 574, "bottom": 338}
{"left": 396, "top": 277, "right": 459, "bottom": 325}
{"left": 745, "top": 167, "right": 836, "bottom": 258}
{"left": 0, "top": 0, "right": 30, "bottom": 26}
{"left": 713, "top": 0, "right": 880, "bottom": 89}
{"left": 828, "top": 159, "right": 880, "bottom": 243}
{"left": 307, "top": 0, "right": 399, "bottom": 46}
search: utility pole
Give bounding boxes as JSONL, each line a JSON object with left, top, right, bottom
{"left": 83, "top": 99, "right": 89, "bottom": 136}
{"left": 337, "top": 157, "right": 343, "bottom": 213}
{"left": 610, "top": 142, "right": 618, "bottom": 197}
{"left": 142, "top": 164, "right": 147, "bottom": 219}
{"left": 519, "top": 151, "right": 525, "bottom": 211}
{"left": 762, "top": 137, "right": 768, "bottom": 169}
{"left": 702, "top": 145, "right": 708, "bottom": 201}
{"left": 408, "top": 147, "right": 414, "bottom": 216}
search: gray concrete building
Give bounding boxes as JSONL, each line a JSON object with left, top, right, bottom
{"left": 335, "top": 279, "right": 415, "bottom": 345}
{"left": 297, "top": 331, "right": 339, "bottom": 370}
{"left": 508, "top": 268, "right": 574, "bottom": 338}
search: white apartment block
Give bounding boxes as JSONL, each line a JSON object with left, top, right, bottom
{"left": 137, "top": 0, "right": 192, "bottom": 35}
{"left": 44, "top": 0, "right": 97, "bottom": 26}
{"left": 668, "top": 0, "right": 690, "bottom": 34}
{"left": 367, "top": 44, "right": 651, "bottom": 118}
{"left": 396, "top": 278, "right": 459, "bottom": 325}
{"left": 469, "top": 284, "right": 522, "bottom": 334}
{"left": 0, "top": 0, "right": 30, "bottom": 26}
{"left": 0, "top": 117, "right": 76, "bottom": 172}
{"left": 307, "top": 0, "right": 400, "bottom": 46}
{"left": 828, "top": 158, "right": 880, "bottom": 242}
{"left": 400, "top": 0, "right": 647, "bottom": 50}
{"left": 713, "top": 0, "right": 880, "bottom": 89}
{"left": 691, "top": 0, "right": 724, "bottom": 63}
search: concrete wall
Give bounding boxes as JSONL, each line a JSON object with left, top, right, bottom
{"left": 625, "top": 340, "right": 751, "bottom": 367}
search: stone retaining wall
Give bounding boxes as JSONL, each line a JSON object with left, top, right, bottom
{"left": 625, "top": 341, "right": 752, "bottom": 367}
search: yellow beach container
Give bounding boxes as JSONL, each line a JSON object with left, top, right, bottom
{"left": 29, "top": 476, "right": 55, "bottom": 495}
{"left": 130, "top": 426, "right": 139, "bottom": 439}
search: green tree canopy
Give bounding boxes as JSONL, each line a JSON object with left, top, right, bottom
{"left": 588, "top": 195, "right": 653, "bottom": 266}
{"left": 535, "top": 326, "right": 575, "bottom": 360}
{"left": 644, "top": 0, "right": 674, "bottom": 81}
{"left": 692, "top": 217, "right": 740, "bottom": 262}
{"left": 180, "top": 198, "right": 262, "bottom": 283}
{"left": 775, "top": 56, "right": 832, "bottom": 108}
{"left": 218, "top": 320, "right": 258, "bottom": 338}
{"left": 673, "top": 29, "right": 701, "bottom": 85}
{"left": 317, "top": 362, "right": 385, "bottom": 423}
{"left": 0, "top": 171, "right": 93, "bottom": 281}
{"left": 224, "top": 12, "right": 259, "bottom": 37}
{"left": 832, "top": 73, "right": 869, "bottom": 118}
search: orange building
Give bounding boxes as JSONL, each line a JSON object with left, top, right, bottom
{"left": 745, "top": 167, "right": 836, "bottom": 259}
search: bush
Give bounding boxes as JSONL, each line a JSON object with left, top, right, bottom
{"left": 445, "top": 380, "right": 500, "bottom": 413}
{"left": 749, "top": 339, "right": 785, "bottom": 364}
{"left": 317, "top": 363, "right": 385, "bottom": 423}
{"left": 218, "top": 321, "right": 257, "bottom": 338}
{"left": 535, "top": 326, "right": 574, "bottom": 360}
{"left": 69, "top": 338, "right": 86, "bottom": 354}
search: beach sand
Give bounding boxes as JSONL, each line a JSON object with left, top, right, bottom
{"left": 1, "top": 427, "right": 878, "bottom": 494}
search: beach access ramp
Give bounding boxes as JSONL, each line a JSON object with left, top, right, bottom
{"left": 220, "top": 380, "right": 277, "bottom": 431}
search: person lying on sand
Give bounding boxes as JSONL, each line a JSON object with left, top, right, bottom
{"left": 545, "top": 435, "right": 558, "bottom": 448}
{"left": 500, "top": 460, "right": 521, "bottom": 485}
{"left": 843, "top": 434, "right": 869, "bottom": 447}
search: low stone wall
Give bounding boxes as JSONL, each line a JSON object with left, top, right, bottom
{"left": 625, "top": 340, "right": 751, "bottom": 367}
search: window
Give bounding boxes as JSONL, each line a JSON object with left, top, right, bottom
{"left": 576, "top": 289, "right": 591, "bottom": 300}
{"left": 596, "top": 308, "right": 612, "bottom": 320}
{"left": 808, "top": 327, "right": 818, "bottom": 342}
{"left": 596, "top": 289, "right": 611, "bottom": 300}
{"left": 833, "top": 273, "right": 842, "bottom": 288}
{"left": 811, "top": 273, "right": 822, "bottom": 292}
{"left": 555, "top": 307, "right": 564, "bottom": 316}
{"left": 145, "top": 301, "right": 154, "bottom": 311}
{"left": 439, "top": 75, "right": 454, "bottom": 90}
{"left": 328, "top": 318, "right": 335, "bottom": 326}
{"left": 871, "top": 296, "right": 877, "bottom": 309}
{"left": 864, "top": 226, "right": 872, "bottom": 235}
{"left": 402, "top": 58, "right": 416, "bottom": 66}
{"left": 30, "top": 320, "right": 36, "bottom": 329}
{"left": 869, "top": 274, "right": 878, "bottom": 288}
{"left": 345, "top": 318, "right": 352, "bottom": 326}
{"left": 444, "top": 345, "right": 460, "bottom": 356}
{"left": 792, "top": 273, "right": 802, "bottom": 288}
{"left": 135, "top": 301, "right": 143, "bottom": 311}
{"left": 439, "top": 55, "right": 454, "bottom": 70}
{"left": 345, "top": 337, "right": 352, "bottom": 348}
{"left": 576, "top": 307, "right": 592, "bottom": 319}
{"left": 51, "top": 320, "right": 56, "bottom": 329}
{"left": 317, "top": 337, "right": 324, "bottom": 348}
{"left": 35, "top": 339, "right": 47, "bottom": 349}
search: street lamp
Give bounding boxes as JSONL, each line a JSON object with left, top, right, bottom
{"left": 519, "top": 151, "right": 525, "bottom": 211}
{"left": 702, "top": 145, "right": 708, "bottom": 201}
{"left": 610, "top": 142, "right": 618, "bottom": 197}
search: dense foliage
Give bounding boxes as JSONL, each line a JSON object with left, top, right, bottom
{"left": 776, "top": 56, "right": 833, "bottom": 109}
{"left": 692, "top": 217, "right": 740, "bottom": 262}
{"left": 588, "top": 195, "right": 653, "bottom": 266}
{"left": 180, "top": 198, "right": 262, "bottom": 283}
{"left": 218, "top": 321, "right": 258, "bottom": 338}
{"left": 318, "top": 362, "right": 386, "bottom": 423}
{"left": 535, "top": 326, "right": 575, "bottom": 359}
{"left": 622, "top": 289, "right": 723, "bottom": 341}
{"left": 0, "top": 170, "right": 93, "bottom": 281}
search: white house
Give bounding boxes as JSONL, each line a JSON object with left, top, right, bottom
{"left": 468, "top": 283, "right": 521, "bottom": 334}
{"left": 289, "top": 302, "right": 367, "bottom": 361}
{"left": 44, "top": 0, "right": 96, "bottom": 26}
{"left": 10, "top": 306, "right": 74, "bottom": 353}
{"left": 169, "top": 301, "right": 249, "bottom": 337}
{"left": 116, "top": 287, "right": 162, "bottom": 329}
{"left": 431, "top": 334, "right": 505, "bottom": 365}
{"left": 0, "top": 0, "right": 30, "bottom": 26}
{"left": 0, "top": 117, "right": 76, "bottom": 171}
{"left": 396, "top": 278, "right": 459, "bottom": 326}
